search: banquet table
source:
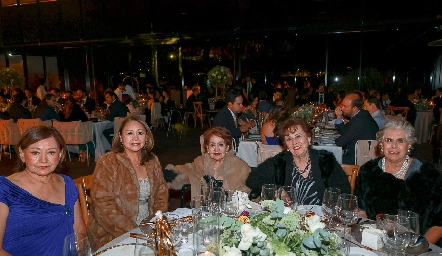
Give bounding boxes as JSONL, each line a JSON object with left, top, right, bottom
{"left": 94, "top": 208, "right": 442, "bottom": 256}
{"left": 237, "top": 139, "right": 342, "bottom": 167}
{"left": 414, "top": 110, "right": 433, "bottom": 144}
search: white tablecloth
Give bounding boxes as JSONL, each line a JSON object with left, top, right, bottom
{"left": 93, "top": 120, "right": 114, "bottom": 161}
{"left": 237, "top": 140, "right": 343, "bottom": 167}
{"left": 414, "top": 111, "right": 433, "bottom": 144}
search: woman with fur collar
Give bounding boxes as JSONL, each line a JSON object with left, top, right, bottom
{"left": 164, "top": 127, "right": 251, "bottom": 201}
{"left": 88, "top": 116, "right": 168, "bottom": 250}
{"left": 354, "top": 117, "right": 442, "bottom": 245}
{"left": 246, "top": 117, "right": 351, "bottom": 205}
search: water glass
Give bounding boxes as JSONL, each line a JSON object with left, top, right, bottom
{"left": 322, "top": 187, "right": 341, "bottom": 230}
{"left": 224, "top": 189, "right": 240, "bottom": 217}
{"left": 62, "top": 233, "right": 93, "bottom": 256}
{"left": 336, "top": 193, "right": 358, "bottom": 253}
{"left": 192, "top": 207, "right": 219, "bottom": 255}
{"left": 261, "top": 184, "right": 277, "bottom": 210}
{"left": 377, "top": 214, "right": 411, "bottom": 255}
{"left": 278, "top": 186, "right": 296, "bottom": 208}
{"left": 397, "top": 210, "right": 420, "bottom": 245}
{"left": 210, "top": 187, "right": 225, "bottom": 214}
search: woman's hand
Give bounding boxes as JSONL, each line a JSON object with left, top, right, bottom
{"left": 424, "top": 226, "right": 442, "bottom": 244}
{"left": 357, "top": 210, "right": 367, "bottom": 218}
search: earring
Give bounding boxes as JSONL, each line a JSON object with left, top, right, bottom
{"left": 143, "top": 141, "right": 148, "bottom": 149}
{"left": 380, "top": 148, "right": 384, "bottom": 153}
{"left": 120, "top": 141, "right": 123, "bottom": 146}
{"left": 407, "top": 148, "right": 411, "bottom": 154}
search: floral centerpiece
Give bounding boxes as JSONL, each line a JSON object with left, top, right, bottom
{"left": 203, "top": 200, "right": 342, "bottom": 256}
{"left": 413, "top": 99, "right": 431, "bottom": 111}
{"left": 207, "top": 65, "right": 233, "bottom": 99}
{"left": 292, "top": 104, "right": 317, "bottom": 124}
{"left": 0, "top": 67, "right": 24, "bottom": 89}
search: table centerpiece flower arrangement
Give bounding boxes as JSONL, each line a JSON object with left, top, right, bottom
{"left": 207, "top": 65, "right": 233, "bottom": 99}
{"left": 292, "top": 103, "right": 317, "bottom": 124}
{"left": 413, "top": 99, "right": 431, "bottom": 111}
{"left": 203, "top": 199, "right": 342, "bottom": 256}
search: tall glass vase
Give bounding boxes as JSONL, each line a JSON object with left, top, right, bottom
{"left": 193, "top": 207, "right": 220, "bottom": 255}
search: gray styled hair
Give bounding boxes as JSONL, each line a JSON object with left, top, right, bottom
{"left": 376, "top": 116, "right": 417, "bottom": 146}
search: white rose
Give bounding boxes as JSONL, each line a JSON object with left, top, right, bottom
{"left": 238, "top": 224, "right": 267, "bottom": 250}
{"left": 283, "top": 207, "right": 292, "bottom": 214}
{"left": 222, "top": 246, "right": 242, "bottom": 256}
{"left": 305, "top": 215, "right": 325, "bottom": 232}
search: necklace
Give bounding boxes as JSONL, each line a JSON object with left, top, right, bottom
{"left": 381, "top": 155, "right": 410, "bottom": 179}
{"left": 129, "top": 157, "right": 141, "bottom": 167}
{"left": 294, "top": 157, "right": 311, "bottom": 175}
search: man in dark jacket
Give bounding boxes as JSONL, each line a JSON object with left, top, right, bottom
{"left": 8, "top": 93, "right": 32, "bottom": 122}
{"left": 334, "top": 93, "right": 379, "bottom": 164}
{"left": 103, "top": 91, "right": 129, "bottom": 144}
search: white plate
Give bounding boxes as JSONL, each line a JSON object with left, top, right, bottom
{"left": 96, "top": 244, "right": 154, "bottom": 256}
{"left": 349, "top": 247, "right": 377, "bottom": 256}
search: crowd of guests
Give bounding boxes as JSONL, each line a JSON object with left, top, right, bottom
{"left": 0, "top": 78, "right": 441, "bottom": 255}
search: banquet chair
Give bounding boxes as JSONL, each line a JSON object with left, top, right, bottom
{"left": 388, "top": 106, "right": 409, "bottom": 120}
{"left": 355, "top": 140, "right": 380, "bottom": 166}
{"left": 53, "top": 121, "right": 94, "bottom": 166}
{"left": 193, "top": 102, "right": 208, "bottom": 128}
{"left": 0, "top": 119, "right": 20, "bottom": 160}
{"left": 111, "top": 117, "right": 125, "bottom": 142}
{"left": 340, "top": 164, "right": 360, "bottom": 195}
{"left": 17, "top": 118, "right": 52, "bottom": 135}
{"left": 74, "top": 175, "right": 93, "bottom": 225}
{"left": 257, "top": 142, "right": 286, "bottom": 165}
{"left": 151, "top": 102, "right": 164, "bottom": 130}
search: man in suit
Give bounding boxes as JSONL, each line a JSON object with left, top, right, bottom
{"left": 334, "top": 93, "right": 379, "bottom": 164}
{"left": 76, "top": 88, "right": 96, "bottom": 113}
{"left": 213, "top": 89, "right": 255, "bottom": 148}
{"left": 103, "top": 91, "right": 129, "bottom": 144}
{"left": 8, "top": 93, "right": 32, "bottom": 122}
{"left": 185, "top": 85, "right": 201, "bottom": 112}
{"left": 310, "top": 83, "right": 334, "bottom": 109}
{"left": 49, "top": 88, "right": 64, "bottom": 106}
{"left": 24, "top": 88, "right": 41, "bottom": 107}
{"left": 364, "top": 95, "right": 386, "bottom": 129}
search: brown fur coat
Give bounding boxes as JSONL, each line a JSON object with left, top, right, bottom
{"left": 88, "top": 151, "right": 168, "bottom": 250}
{"left": 166, "top": 151, "right": 251, "bottom": 200}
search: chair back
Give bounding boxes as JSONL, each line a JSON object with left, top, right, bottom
{"left": 151, "top": 102, "right": 162, "bottom": 127}
{"left": 355, "top": 140, "right": 380, "bottom": 166}
{"left": 53, "top": 121, "right": 93, "bottom": 145}
{"left": 257, "top": 142, "right": 286, "bottom": 164}
{"left": 17, "top": 118, "right": 52, "bottom": 135}
{"left": 193, "top": 102, "right": 203, "bottom": 117}
{"left": 0, "top": 119, "right": 20, "bottom": 145}
{"left": 73, "top": 175, "right": 93, "bottom": 226}
{"left": 388, "top": 106, "right": 409, "bottom": 120}
{"left": 340, "top": 164, "right": 360, "bottom": 194}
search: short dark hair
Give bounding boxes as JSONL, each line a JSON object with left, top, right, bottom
{"left": 105, "top": 91, "right": 117, "bottom": 99}
{"left": 225, "top": 89, "right": 242, "bottom": 103}
{"left": 274, "top": 88, "right": 283, "bottom": 94}
{"left": 13, "top": 92, "right": 26, "bottom": 103}
{"left": 366, "top": 95, "right": 381, "bottom": 109}
{"left": 278, "top": 117, "right": 313, "bottom": 144}
{"left": 15, "top": 126, "right": 66, "bottom": 172}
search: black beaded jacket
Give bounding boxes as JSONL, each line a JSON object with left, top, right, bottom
{"left": 246, "top": 148, "right": 351, "bottom": 204}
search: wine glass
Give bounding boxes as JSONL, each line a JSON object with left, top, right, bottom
{"left": 261, "top": 184, "right": 277, "bottom": 211}
{"left": 62, "top": 233, "right": 93, "bottom": 256}
{"left": 378, "top": 214, "right": 411, "bottom": 255}
{"left": 397, "top": 210, "right": 420, "bottom": 246}
{"left": 322, "top": 187, "right": 341, "bottom": 230}
{"left": 336, "top": 194, "right": 358, "bottom": 255}
{"left": 224, "top": 189, "right": 240, "bottom": 217}
{"left": 278, "top": 186, "right": 296, "bottom": 208}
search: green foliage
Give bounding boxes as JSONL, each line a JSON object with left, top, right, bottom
{"left": 0, "top": 68, "right": 24, "bottom": 89}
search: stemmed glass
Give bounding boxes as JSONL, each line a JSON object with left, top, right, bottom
{"left": 377, "top": 214, "right": 411, "bottom": 255}
{"left": 336, "top": 194, "right": 358, "bottom": 255}
{"left": 261, "top": 184, "right": 277, "bottom": 211}
{"left": 62, "top": 233, "right": 93, "bottom": 256}
{"left": 397, "top": 210, "right": 420, "bottom": 247}
{"left": 278, "top": 186, "right": 296, "bottom": 208}
{"left": 322, "top": 187, "right": 341, "bottom": 230}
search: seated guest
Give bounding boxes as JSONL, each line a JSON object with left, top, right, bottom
{"left": 24, "top": 87, "right": 41, "bottom": 107}
{"left": 0, "top": 126, "right": 86, "bottom": 255}
{"left": 60, "top": 96, "right": 88, "bottom": 122}
{"left": 258, "top": 90, "right": 272, "bottom": 114}
{"left": 34, "top": 93, "right": 61, "bottom": 121}
{"left": 260, "top": 100, "right": 286, "bottom": 145}
{"left": 49, "top": 88, "right": 64, "bottom": 105}
{"left": 88, "top": 116, "right": 168, "bottom": 250}
{"left": 381, "top": 92, "right": 391, "bottom": 109}
{"left": 164, "top": 127, "right": 251, "bottom": 200}
{"left": 354, "top": 117, "right": 442, "bottom": 245}
{"left": 239, "top": 94, "right": 259, "bottom": 135}
{"left": 103, "top": 91, "right": 129, "bottom": 144}
{"left": 309, "top": 83, "right": 335, "bottom": 109}
{"left": 364, "top": 95, "right": 386, "bottom": 128}
{"left": 390, "top": 88, "right": 417, "bottom": 125}
{"left": 76, "top": 88, "right": 96, "bottom": 113}
{"left": 8, "top": 92, "right": 32, "bottom": 122}
{"left": 185, "top": 85, "right": 201, "bottom": 112}
{"left": 213, "top": 89, "right": 255, "bottom": 148}
{"left": 334, "top": 93, "right": 378, "bottom": 164}
{"left": 247, "top": 117, "right": 351, "bottom": 205}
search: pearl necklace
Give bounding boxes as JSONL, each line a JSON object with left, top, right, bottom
{"left": 381, "top": 155, "right": 410, "bottom": 179}
{"left": 294, "top": 157, "right": 311, "bottom": 175}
